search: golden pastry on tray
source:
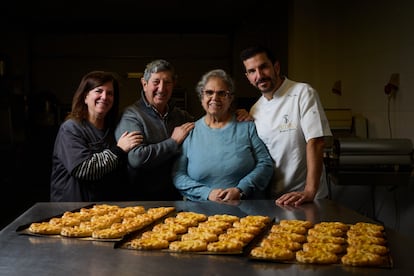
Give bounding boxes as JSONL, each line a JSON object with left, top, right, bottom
{"left": 250, "top": 246, "right": 295, "bottom": 261}
{"left": 28, "top": 222, "right": 62, "bottom": 235}
{"left": 129, "top": 237, "right": 170, "bottom": 250}
{"left": 207, "top": 239, "right": 244, "bottom": 252}
{"left": 169, "top": 240, "right": 208, "bottom": 252}
{"left": 341, "top": 251, "right": 384, "bottom": 267}
{"left": 279, "top": 219, "right": 313, "bottom": 229}
{"left": 302, "top": 242, "right": 344, "bottom": 254}
{"left": 296, "top": 249, "right": 338, "bottom": 264}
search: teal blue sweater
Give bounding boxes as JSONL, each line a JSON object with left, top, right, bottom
{"left": 172, "top": 115, "right": 274, "bottom": 201}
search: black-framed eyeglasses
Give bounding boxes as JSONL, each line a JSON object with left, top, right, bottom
{"left": 202, "top": 90, "right": 233, "bottom": 98}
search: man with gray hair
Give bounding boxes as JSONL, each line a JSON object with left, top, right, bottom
{"left": 115, "top": 59, "right": 195, "bottom": 200}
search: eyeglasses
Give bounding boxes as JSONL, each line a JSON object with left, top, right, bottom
{"left": 202, "top": 90, "right": 233, "bottom": 98}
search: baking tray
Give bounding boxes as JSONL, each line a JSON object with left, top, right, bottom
{"left": 16, "top": 204, "right": 176, "bottom": 242}
{"left": 116, "top": 213, "right": 274, "bottom": 255}
{"left": 247, "top": 221, "right": 393, "bottom": 269}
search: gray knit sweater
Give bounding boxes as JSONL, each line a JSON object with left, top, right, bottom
{"left": 115, "top": 90, "right": 194, "bottom": 200}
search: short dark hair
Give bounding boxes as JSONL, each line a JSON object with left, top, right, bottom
{"left": 240, "top": 45, "right": 277, "bottom": 64}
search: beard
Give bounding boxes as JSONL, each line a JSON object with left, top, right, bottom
{"left": 256, "top": 78, "right": 276, "bottom": 93}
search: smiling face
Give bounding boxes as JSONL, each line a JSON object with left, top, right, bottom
{"left": 243, "top": 52, "right": 281, "bottom": 97}
{"left": 141, "top": 71, "right": 175, "bottom": 114}
{"left": 201, "top": 76, "right": 233, "bottom": 119}
{"left": 84, "top": 81, "right": 114, "bottom": 122}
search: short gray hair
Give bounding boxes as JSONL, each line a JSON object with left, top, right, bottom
{"left": 143, "top": 59, "right": 177, "bottom": 82}
{"left": 195, "top": 69, "right": 235, "bottom": 100}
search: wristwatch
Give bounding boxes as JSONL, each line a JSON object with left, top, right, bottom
{"left": 236, "top": 187, "right": 246, "bottom": 200}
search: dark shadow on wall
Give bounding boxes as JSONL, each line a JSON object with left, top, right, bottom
{"left": 0, "top": 91, "right": 58, "bottom": 230}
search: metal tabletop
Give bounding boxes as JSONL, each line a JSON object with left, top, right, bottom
{"left": 1, "top": 199, "right": 413, "bottom": 276}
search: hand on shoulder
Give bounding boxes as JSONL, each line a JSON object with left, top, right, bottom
{"left": 235, "top": 109, "right": 254, "bottom": 122}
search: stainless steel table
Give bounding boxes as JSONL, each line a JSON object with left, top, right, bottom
{"left": 1, "top": 199, "right": 413, "bottom": 276}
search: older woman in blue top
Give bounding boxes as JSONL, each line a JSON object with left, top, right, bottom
{"left": 172, "top": 69, "right": 274, "bottom": 202}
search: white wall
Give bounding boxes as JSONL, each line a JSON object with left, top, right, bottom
{"left": 289, "top": 0, "right": 414, "bottom": 142}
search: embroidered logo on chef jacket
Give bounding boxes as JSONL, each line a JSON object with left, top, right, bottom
{"left": 278, "top": 115, "right": 297, "bottom": 133}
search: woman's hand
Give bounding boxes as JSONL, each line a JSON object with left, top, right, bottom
{"left": 117, "top": 131, "right": 143, "bottom": 152}
{"left": 209, "top": 187, "right": 241, "bottom": 202}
